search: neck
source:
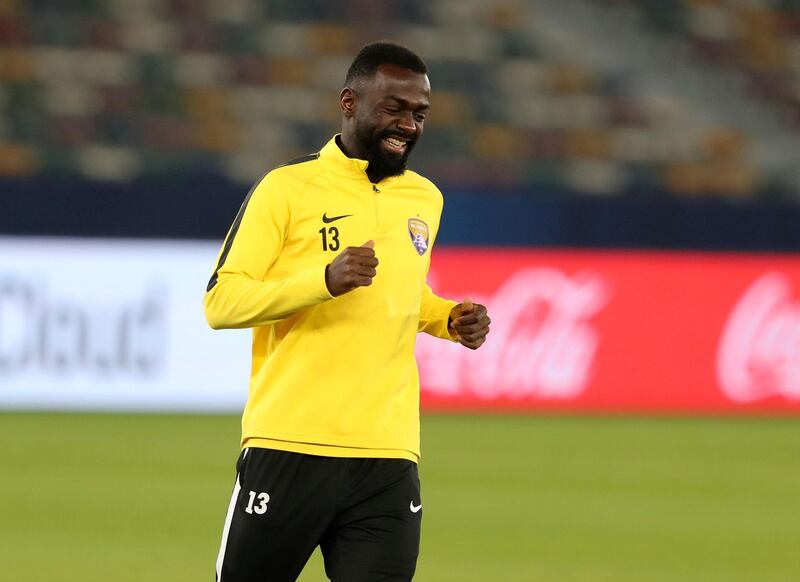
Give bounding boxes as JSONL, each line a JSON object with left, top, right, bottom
{"left": 365, "top": 166, "right": 383, "bottom": 184}
{"left": 337, "top": 133, "right": 365, "bottom": 161}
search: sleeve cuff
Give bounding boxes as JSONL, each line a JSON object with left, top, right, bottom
{"left": 316, "top": 264, "right": 335, "bottom": 300}
{"left": 428, "top": 298, "right": 459, "bottom": 341}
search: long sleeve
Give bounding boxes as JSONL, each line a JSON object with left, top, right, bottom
{"left": 204, "top": 173, "right": 333, "bottom": 329}
{"left": 416, "top": 188, "right": 457, "bottom": 340}
{"left": 418, "top": 281, "right": 457, "bottom": 340}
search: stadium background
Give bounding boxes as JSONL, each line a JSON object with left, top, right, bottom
{"left": 1, "top": 1, "right": 799, "bottom": 580}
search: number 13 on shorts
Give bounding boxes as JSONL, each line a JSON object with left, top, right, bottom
{"left": 244, "top": 490, "right": 270, "bottom": 515}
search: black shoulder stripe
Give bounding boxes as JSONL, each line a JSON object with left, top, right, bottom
{"left": 205, "top": 152, "right": 320, "bottom": 292}
{"left": 206, "top": 179, "right": 261, "bottom": 292}
{"left": 274, "top": 152, "right": 320, "bottom": 169}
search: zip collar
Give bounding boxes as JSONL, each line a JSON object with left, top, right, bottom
{"left": 319, "top": 135, "right": 402, "bottom": 186}
{"left": 319, "top": 135, "right": 370, "bottom": 178}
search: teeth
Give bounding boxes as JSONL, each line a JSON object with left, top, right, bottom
{"left": 385, "top": 137, "right": 405, "bottom": 147}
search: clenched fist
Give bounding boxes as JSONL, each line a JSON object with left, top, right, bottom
{"left": 449, "top": 298, "right": 490, "bottom": 349}
{"left": 325, "top": 240, "right": 379, "bottom": 297}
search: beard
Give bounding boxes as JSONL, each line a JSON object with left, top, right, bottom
{"left": 356, "top": 123, "right": 416, "bottom": 179}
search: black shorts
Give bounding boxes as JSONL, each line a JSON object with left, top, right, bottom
{"left": 215, "top": 448, "right": 422, "bottom": 582}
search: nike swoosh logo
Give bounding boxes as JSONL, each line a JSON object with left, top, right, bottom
{"left": 410, "top": 501, "right": 422, "bottom": 513}
{"left": 322, "top": 213, "right": 352, "bottom": 223}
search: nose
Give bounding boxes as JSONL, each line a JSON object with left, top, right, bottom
{"left": 397, "top": 111, "right": 415, "bottom": 134}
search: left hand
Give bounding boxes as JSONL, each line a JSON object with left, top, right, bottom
{"left": 449, "top": 299, "right": 490, "bottom": 350}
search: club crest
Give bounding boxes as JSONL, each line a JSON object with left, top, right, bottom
{"left": 407, "top": 218, "right": 429, "bottom": 256}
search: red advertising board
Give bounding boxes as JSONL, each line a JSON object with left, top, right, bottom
{"left": 417, "top": 248, "right": 800, "bottom": 413}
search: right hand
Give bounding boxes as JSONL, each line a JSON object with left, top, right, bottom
{"left": 325, "top": 240, "right": 379, "bottom": 297}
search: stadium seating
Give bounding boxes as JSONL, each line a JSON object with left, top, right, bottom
{"left": 0, "top": 0, "right": 796, "bottom": 199}
{"left": 624, "top": 0, "right": 800, "bottom": 126}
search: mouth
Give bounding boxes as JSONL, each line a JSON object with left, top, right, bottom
{"left": 381, "top": 135, "right": 411, "bottom": 155}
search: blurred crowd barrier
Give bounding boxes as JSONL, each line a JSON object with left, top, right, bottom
{"left": 2, "top": 236, "right": 798, "bottom": 414}
{"left": 1, "top": 0, "right": 798, "bottom": 200}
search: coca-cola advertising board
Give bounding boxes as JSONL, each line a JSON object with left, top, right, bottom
{"left": 417, "top": 248, "right": 800, "bottom": 413}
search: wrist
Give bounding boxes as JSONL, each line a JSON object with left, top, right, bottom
{"left": 447, "top": 312, "right": 458, "bottom": 339}
{"left": 447, "top": 304, "right": 460, "bottom": 329}
{"left": 324, "top": 264, "right": 336, "bottom": 296}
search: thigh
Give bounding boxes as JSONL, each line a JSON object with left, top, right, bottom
{"left": 321, "top": 459, "right": 422, "bottom": 582}
{"left": 215, "top": 448, "right": 337, "bottom": 582}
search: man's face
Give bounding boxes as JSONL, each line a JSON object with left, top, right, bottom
{"left": 351, "top": 64, "right": 430, "bottom": 178}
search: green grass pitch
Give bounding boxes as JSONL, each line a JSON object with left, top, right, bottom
{"left": 0, "top": 413, "right": 798, "bottom": 581}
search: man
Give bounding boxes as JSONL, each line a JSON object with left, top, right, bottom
{"left": 205, "top": 41, "right": 491, "bottom": 582}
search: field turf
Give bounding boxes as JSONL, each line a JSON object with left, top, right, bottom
{"left": 0, "top": 413, "right": 797, "bottom": 581}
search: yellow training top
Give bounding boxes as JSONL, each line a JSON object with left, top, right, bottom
{"left": 204, "top": 136, "right": 457, "bottom": 462}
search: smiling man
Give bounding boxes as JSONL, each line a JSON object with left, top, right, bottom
{"left": 205, "top": 42, "right": 490, "bottom": 582}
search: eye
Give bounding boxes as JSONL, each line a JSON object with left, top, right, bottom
{"left": 414, "top": 113, "right": 427, "bottom": 123}
{"left": 384, "top": 106, "right": 400, "bottom": 114}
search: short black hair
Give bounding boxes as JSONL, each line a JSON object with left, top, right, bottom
{"left": 344, "top": 41, "right": 427, "bottom": 86}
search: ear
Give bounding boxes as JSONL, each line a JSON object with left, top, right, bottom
{"left": 340, "top": 87, "right": 356, "bottom": 118}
